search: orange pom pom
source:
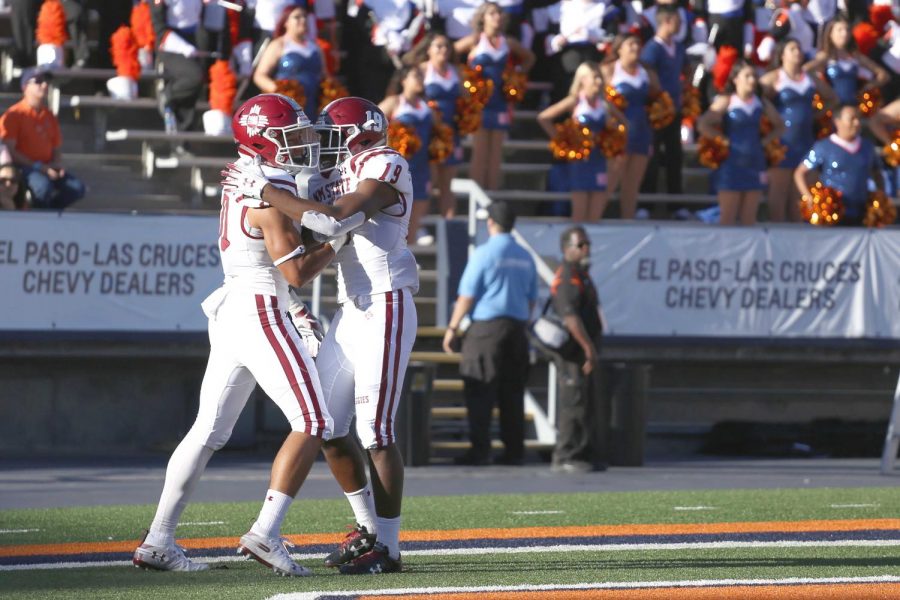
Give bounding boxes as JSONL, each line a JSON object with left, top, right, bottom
{"left": 387, "top": 121, "right": 421, "bottom": 159}
{"left": 759, "top": 116, "right": 786, "bottom": 166}
{"left": 605, "top": 85, "right": 627, "bottom": 111}
{"left": 549, "top": 120, "right": 593, "bottom": 161}
{"left": 36, "top": 0, "right": 68, "bottom": 46}
{"left": 130, "top": 1, "right": 155, "bottom": 49}
{"left": 318, "top": 77, "right": 349, "bottom": 113}
{"left": 429, "top": 121, "right": 455, "bottom": 163}
{"left": 275, "top": 79, "right": 306, "bottom": 108}
{"left": 648, "top": 91, "right": 675, "bottom": 129}
{"left": 502, "top": 65, "right": 527, "bottom": 103}
{"left": 460, "top": 65, "right": 494, "bottom": 107}
{"left": 109, "top": 26, "right": 140, "bottom": 80}
{"left": 863, "top": 190, "right": 896, "bottom": 228}
{"left": 697, "top": 135, "right": 730, "bottom": 169}
{"left": 681, "top": 83, "right": 701, "bottom": 120}
{"left": 209, "top": 60, "right": 237, "bottom": 113}
{"left": 812, "top": 93, "right": 833, "bottom": 139}
{"left": 596, "top": 122, "right": 627, "bottom": 158}
{"left": 799, "top": 181, "right": 844, "bottom": 226}
{"left": 883, "top": 130, "right": 900, "bottom": 168}
{"left": 858, "top": 88, "right": 881, "bottom": 118}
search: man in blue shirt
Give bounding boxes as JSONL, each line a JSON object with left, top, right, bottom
{"left": 442, "top": 202, "right": 538, "bottom": 465}
{"left": 640, "top": 4, "right": 686, "bottom": 195}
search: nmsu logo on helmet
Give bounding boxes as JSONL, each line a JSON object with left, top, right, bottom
{"left": 239, "top": 104, "right": 270, "bottom": 137}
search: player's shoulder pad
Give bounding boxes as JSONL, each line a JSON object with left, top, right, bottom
{"left": 261, "top": 164, "right": 298, "bottom": 194}
{"left": 350, "top": 146, "right": 407, "bottom": 181}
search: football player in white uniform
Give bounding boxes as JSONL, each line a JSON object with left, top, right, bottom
{"left": 133, "top": 94, "right": 335, "bottom": 577}
{"left": 224, "top": 97, "right": 419, "bottom": 574}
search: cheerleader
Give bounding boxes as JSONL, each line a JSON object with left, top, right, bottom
{"left": 869, "top": 98, "right": 900, "bottom": 146}
{"left": 454, "top": 1, "right": 535, "bottom": 190}
{"left": 600, "top": 33, "right": 662, "bottom": 219}
{"left": 759, "top": 38, "right": 837, "bottom": 222}
{"left": 537, "top": 62, "right": 627, "bottom": 222}
{"left": 804, "top": 16, "right": 889, "bottom": 106}
{"left": 794, "top": 104, "right": 885, "bottom": 225}
{"left": 253, "top": 4, "right": 325, "bottom": 121}
{"left": 418, "top": 34, "right": 463, "bottom": 219}
{"left": 380, "top": 66, "right": 435, "bottom": 244}
{"left": 697, "top": 60, "right": 785, "bottom": 225}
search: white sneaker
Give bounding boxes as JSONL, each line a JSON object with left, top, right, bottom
{"left": 132, "top": 539, "right": 209, "bottom": 572}
{"left": 237, "top": 530, "right": 311, "bottom": 577}
{"left": 415, "top": 228, "right": 434, "bottom": 246}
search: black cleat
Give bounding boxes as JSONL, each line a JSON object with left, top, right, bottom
{"left": 338, "top": 542, "right": 402, "bottom": 575}
{"left": 323, "top": 523, "right": 377, "bottom": 567}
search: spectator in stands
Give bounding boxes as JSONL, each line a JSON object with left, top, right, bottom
{"left": 601, "top": 33, "right": 661, "bottom": 219}
{"left": 760, "top": 38, "right": 837, "bottom": 223}
{"left": 455, "top": 2, "right": 535, "bottom": 191}
{"left": 0, "top": 68, "right": 85, "bottom": 210}
{"left": 794, "top": 104, "right": 885, "bottom": 226}
{"left": 691, "top": 0, "right": 753, "bottom": 55}
{"left": 151, "top": 0, "right": 231, "bottom": 132}
{"left": 697, "top": 60, "right": 783, "bottom": 225}
{"left": 549, "top": 226, "right": 605, "bottom": 473}
{"left": 0, "top": 163, "right": 28, "bottom": 210}
{"left": 246, "top": 0, "right": 338, "bottom": 71}
{"left": 542, "top": 0, "right": 606, "bottom": 106}
{"left": 434, "top": 0, "right": 483, "bottom": 41}
{"left": 640, "top": 5, "right": 686, "bottom": 196}
{"left": 379, "top": 66, "right": 435, "bottom": 245}
{"left": 253, "top": 4, "right": 325, "bottom": 121}
{"left": 537, "top": 61, "right": 626, "bottom": 222}
{"left": 416, "top": 33, "right": 464, "bottom": 221}
{"left": 804, "top": 16, "right": 889, "bottom": 106}
{"left": 442, "top": 202, "right": 537, "bottom": 466}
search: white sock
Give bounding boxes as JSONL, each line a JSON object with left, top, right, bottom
{"left": 250, "top": 489, "right": 294, "bottom": 539}
{"left": 345, "top": 485, "right": 377, "bottom": 535}
{"left": 376, "top": 516, "right": 401, "bottom": 559}
{"left": 146, "top": 441, "right": 215, "bottom": 547}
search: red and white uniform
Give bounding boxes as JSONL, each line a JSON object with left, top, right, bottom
{"left": 190, "top": 163, "right": 332, "bottom": 450}
{"left": 308, "top": 147, "right": 419, "bottom": 448}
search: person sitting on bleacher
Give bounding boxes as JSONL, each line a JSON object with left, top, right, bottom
{"left": 0, "top": 68, "right": 85, "bottom": 210}
{"left": 0, "top": 163, "right": 28, "bottom": 210}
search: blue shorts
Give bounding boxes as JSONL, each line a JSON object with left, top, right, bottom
{"left": 481, "top": 108, "right": 511, "bottom": 131}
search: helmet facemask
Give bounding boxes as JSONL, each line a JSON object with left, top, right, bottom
{"left": 265, "top": 122, "right": 320, "bottom": 173}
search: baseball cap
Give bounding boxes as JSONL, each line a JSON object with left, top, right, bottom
{"left": 20, "top": 67, "right": 53, "bottom": 89}
{"left": 487, "top": 201, "right": 516, "bottom": 231}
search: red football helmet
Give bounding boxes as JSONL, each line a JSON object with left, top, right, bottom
{"left": 315, "top": 96, "right": 387, "bottom": 171}
{"left": 232, "top": 93, "right": 319, "bottom": 173}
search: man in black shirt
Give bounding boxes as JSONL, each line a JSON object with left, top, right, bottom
{"left": 550, "top": 226, "right": 606, "bottom": 473}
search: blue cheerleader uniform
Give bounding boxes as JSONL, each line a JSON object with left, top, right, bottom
{"left": 773, "top": 70, "right": 815, "bottom": 169}
{"left": 469, "top": 34, "right": 511, "bottom": 131}
{"left": 423, "top": 63, "right": 463, "bottom": 166}
{"left": 611, "top": 61, "right": 651, "bottom": 155}
{"left": 568, "top": 94, "right": 608, "bottom": 192}
{"left": 714, "top": 95, "right": 766, "bottom": 192}
{"left": 275, "top": 38, "right": 323, "bottom": 121}
{"left": 393, "top": 97, "right": 433, "bottom": 201}
{"left": 803, "top": 134, "right": 878, "bottom": 222}
{"left": 824, "top": 58, "right": 859, "bottom": 105}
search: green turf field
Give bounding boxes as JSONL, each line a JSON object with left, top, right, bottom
{"left": 2, "top": 487, "right": 899, "bottom": 599}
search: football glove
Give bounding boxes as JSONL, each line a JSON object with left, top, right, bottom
{"left": 221, "top": 160, "right": 270, "bottom": 204}
{"left": 287, "top": 288, "right": 325, "bottom": 358}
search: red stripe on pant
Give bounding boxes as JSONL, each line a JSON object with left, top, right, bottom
{"left": 384, "top": 289, "right": 405, "bottom": 443}
{"left": 255, "top": 295, "right": 314, "bottom": 434}
{"left": 271, "top": 296, "right": 326, "bottom": 435}
{"left": 375, "top": 291, "right": 395, "bottom": 447}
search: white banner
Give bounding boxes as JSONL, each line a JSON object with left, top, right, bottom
{"left": 515, "top": 222, "right": 900, "bottom": 339}
{"left": 0, "top": 212, "right": 222, "bottom": 332}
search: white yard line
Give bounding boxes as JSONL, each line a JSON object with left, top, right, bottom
{"left": 266, "top": 575, "right": 900, "bottom": 599}
{"left": 179, "top": 521, "right": 226, "bottom": 526}
{"left": 0, "top": 529, "right": 40, "bottom": 534}
{"left": 673, "top": 506, "right": 717, "bottom": 511}
{"left": 830, "top": 504, "right": 880, "bottom": 509}
{"left": 5, "top": 539, "right": 900, "bottom": 571}
{"left": 509, "top": 510, "right": 565, "bottom": 515}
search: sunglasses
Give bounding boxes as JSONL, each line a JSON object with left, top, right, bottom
{"left": 28, "top": 76, "right": 51, "bottom": 85}
{"left": 0, "top": 177, "right": 18, "bottom": 185}
{"left": 572, "top": 241, "right": 591, "bottom": 248}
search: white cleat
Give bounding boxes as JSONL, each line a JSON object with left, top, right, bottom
{"left": 237, "top": 530, "right": 311, "bottom": 577}
{"left": 132, "top": 541, "right": 210, "bottom": 572}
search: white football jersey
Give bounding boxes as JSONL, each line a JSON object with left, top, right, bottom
{"left": 305, "top": 147, "right": 420, "bottom": 303}
{"left": 217, "top": 162, "right": 299, "bottom": 297}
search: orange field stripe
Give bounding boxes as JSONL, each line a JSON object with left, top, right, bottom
{"left": 2, "top": 519, "right": 900, "bottom": 558}
{"left": 362, "top": 584, "right": 900, "bottom": 600}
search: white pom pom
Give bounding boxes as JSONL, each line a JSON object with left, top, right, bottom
{"left": 106, "top": 76, "right": 138, "bottom": 100}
